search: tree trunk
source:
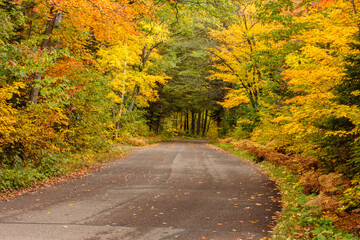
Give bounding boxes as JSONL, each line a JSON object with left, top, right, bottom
{"left": 183, "top": 114, "right": 186, "bottom": 131}
{"left": 196, "top": 112, "right": 201, "bottom": 136}
{"left": 179, "top": 113, "right": 183, "bottom": 131}
{"left": 191, "top": 111, "right": 196, "bottom": 135}
{"left": 29, "top": 73, "right": 42, "bottom": 104}
{"left": 175, "top": 113, "right": 178, "bottom": 130}
{"left": 128, "top": 84, "right": 139, "bottom": 112}
{"left": 29, "top": 9, "right": 61, "bottom": 105}
{"left": 185, "top": 112, "right": 189, "bottom": 132}
{"left": 202, "top": 110, "right": 208, "bottom": 136}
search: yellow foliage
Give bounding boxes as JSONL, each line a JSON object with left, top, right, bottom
{"left": 253, "top": 0, "right": 360, "bottom": 156}
{"left": 221, "top": 90, "right": 250, "bottom": 108}
{"left": 209, "top": 0, "right": 277, "bottom": 111}
{"left": 0, "top": 82, "right": 24, "bottom": 150}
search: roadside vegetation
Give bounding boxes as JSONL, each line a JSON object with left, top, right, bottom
{"left": 0, "top": 146, "right": 126, "bottom": 194}
{"left": 215, "top": 140, "right": 360, "bottom": 239}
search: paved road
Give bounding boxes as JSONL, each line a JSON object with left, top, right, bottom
{"left": 0, "top": 141, "right": 281, "bottom": 240}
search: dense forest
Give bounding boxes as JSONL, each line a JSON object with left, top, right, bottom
{"left": 1, "top": 0, "right": 360, "bottom": 238}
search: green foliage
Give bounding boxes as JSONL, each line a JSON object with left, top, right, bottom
{"left": 0, "top": 168, "right": 45, "bottom": 191}
{"left": 64, "top": 70, "right": 113, "bottom": 150}
{"left": 0, "top": 147, "right": 124, "bottom": 191}
{"left": 116, "top": 110, "right": 151, "bottom": 139}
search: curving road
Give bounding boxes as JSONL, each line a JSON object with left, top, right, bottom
{"left": 0, "top": 141, "right": 281, "bottom": 240}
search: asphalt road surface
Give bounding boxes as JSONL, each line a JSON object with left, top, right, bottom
{"left": 0, "top": 141, "right": 281, "bottom": 240}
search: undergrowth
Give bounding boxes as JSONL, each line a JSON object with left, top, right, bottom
{"left": 214, "top": 142, "right": 359, "bottom": 240}
{"left": 0, "top": 147, "right": 125, "bottom": 192}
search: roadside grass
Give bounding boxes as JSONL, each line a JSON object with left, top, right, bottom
{"left": 0, "top": 147, "right": 126, "bottom": 194}
{"left": 214, "top": 142, "right": 358, "bottom": 240}
{"left": 119, "top": 135, "right": 166, "bottom": 146}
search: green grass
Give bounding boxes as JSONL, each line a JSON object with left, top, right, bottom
{"left": 214, "top": 142, "right": 256, "bottom": 161}
{"left": 214, "top": 142, "right": 359, "bottom": 240}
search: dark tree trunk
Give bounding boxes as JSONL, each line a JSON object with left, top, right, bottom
{"left": 191, "top": 111, "right": 195, "bottom": 135}
{"left": 175, "top": 113, "right": 178, "bottom": 130}
{"left": 197, "top": 112, "right": 201, "bottom": 136}
{"left": 206, "top": 111, "right": 211, "bottom": 133}
{"left": 179, "top": 113, "right": 183, "bottom": 131}
{"left": 202, "top": 110, "right": 208, "bottom": 136}
{"left": 185, "top": 112, "right": 189, "bottom": 132}
{"left": 185, "top": 113, "right": 187, "bottom": 131}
